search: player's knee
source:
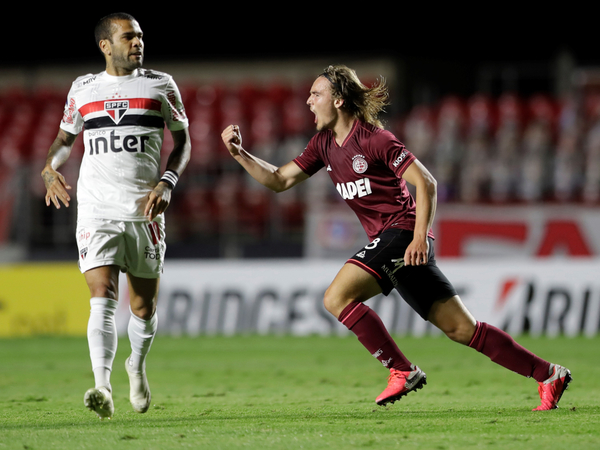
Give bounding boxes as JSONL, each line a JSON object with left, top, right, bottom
{"left": 323, "top": 287, "right": 348, "bottom": 318}
{"left": 88, "top": 284, "right": 118, "bottom": 300}
{"left": 322, "top": 287, "right": 337, "bottom": 315}
{"left": 131, "top": 304, "right": 155, "bottom": 321}
{"left": 443, "top": 322, "right": 476, "bottom": 345}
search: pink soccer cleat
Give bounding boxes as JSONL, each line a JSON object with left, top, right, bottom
{"left": 376, "top": 365, "right": 427, "bottom": 406}
{"left": 532, "top": 364, "right": 572, "bottom": 411}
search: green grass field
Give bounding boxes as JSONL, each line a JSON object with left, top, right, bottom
{"left": 0, "top": 334, "right": 598, "bottom": 449}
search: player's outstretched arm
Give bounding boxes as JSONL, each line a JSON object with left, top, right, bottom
{"left": 221, "top": 125, "right": 308, "bottom": 192}
{"left": 41, "top": 129, "right": 77, "bottom": 209}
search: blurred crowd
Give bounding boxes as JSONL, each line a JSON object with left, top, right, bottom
{"left": 393, "top": 90, "right": 600, "bottom": 204}
{"left": 1, "top": 78, "right": 599, "bottom": 257}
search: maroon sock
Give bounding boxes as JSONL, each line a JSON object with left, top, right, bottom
{"left": 338, "top": 302, "right": 413, "bottom": 371}
{"left": 468, "top": 321, "right": 551, "bottom": 382}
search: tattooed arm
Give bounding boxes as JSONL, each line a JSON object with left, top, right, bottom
{"left": 41, "top": 129, "right": 77, "bottom": 209}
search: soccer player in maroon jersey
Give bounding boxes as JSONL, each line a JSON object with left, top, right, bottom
{"left": 221, "top": 65, "right": 571, "bottom": 411}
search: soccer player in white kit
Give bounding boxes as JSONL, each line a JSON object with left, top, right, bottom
{"left": 41, "top": 13, "right": 191, "bottom": 419}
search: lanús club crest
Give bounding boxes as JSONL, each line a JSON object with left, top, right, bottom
{"left": 352, "top": 154, "right": 368, "bottom": 174}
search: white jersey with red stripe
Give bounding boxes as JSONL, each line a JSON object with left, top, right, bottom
{"left": 60, "top": 68, "right": 188, "bottom": 221}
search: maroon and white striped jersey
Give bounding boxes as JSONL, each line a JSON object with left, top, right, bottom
{"left": 294, "top": 120, "right": 434, "bottom": 241}
{"left": 60, "top": 69, "right": 188, "bottom": 221}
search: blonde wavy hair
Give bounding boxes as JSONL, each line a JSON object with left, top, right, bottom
{"left": 320, "top": 65, "right": 390, "bottom": 128}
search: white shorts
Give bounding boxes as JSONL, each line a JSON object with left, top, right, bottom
{"left": 76, "top": 217, "right": 166, "bottom": 279}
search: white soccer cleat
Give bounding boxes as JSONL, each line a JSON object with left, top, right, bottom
{"left": 125, "top": 356, "right": 151, "bottom": 413}
{"left": 84, "top": 386, "right": 114, "bottom": 420}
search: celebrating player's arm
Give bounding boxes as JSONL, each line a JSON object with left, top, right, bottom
{"left": 221, "top": 124, "right": 309, "bottom": 193}
{"left": 401, "top": 159, "right": 437, "bottom": 266}
{"left": 145, "top": 127, "right": 191, "bottom": 221}
{"left": 41, "top": 128, "right": 78, "bottom": 209}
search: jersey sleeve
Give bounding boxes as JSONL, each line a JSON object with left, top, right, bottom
{"left": 293, "top": 135, "right": 325, "bottom": 176}
{"left": 372, "top": 130, "right": 415, "bottom": 178}
{"left": 59, "top": 83, "right": 84, "bottom": 136}
{"left": 162, "top": 77, "right": 189, "bottom": 131}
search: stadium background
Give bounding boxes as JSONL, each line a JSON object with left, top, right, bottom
{"left": 1, "top": 11, "right": 599, "bottom": 338}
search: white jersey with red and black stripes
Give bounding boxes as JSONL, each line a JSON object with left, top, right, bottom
{"left": 60, "top": 68, "right": 188, "bottom": 221}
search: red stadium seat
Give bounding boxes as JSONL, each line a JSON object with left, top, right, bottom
{"left": 466, "top": 93, "right": 497, "bottom": 135}
{"left": 497, "top": 92, "right": 524, "bottom": 128}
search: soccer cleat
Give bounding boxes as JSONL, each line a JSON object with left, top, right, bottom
{"left": 376, "top": 364, "right": 427, "bottom": 406}
{"left": 84, "top": 386, "right": 114, "bottom": 420}
{"left": 532, "top": 364, "right": 572, "bottom": 411}
{"left": 125, "top": 356, "right": 151, "bottom": 413}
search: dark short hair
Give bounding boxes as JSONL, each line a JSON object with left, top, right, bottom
{"left": 94, "top": 12, "right": 137, "bottom": 49}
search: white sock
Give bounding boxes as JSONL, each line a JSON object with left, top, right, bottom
{"left": 87, "top": 297, "right": 118, "bottom": 390}
{"left": 127, "top": 309, "right": 158, "bottom": 374}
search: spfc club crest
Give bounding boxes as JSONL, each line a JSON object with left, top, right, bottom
{"left": 105, "top": 100, "right": 129, "bottom": 124}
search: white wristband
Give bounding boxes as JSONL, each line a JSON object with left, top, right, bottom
{"left": 160, "top": 170, "right": 179, "bottom": 189}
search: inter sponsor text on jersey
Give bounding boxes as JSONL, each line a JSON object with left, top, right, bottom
{"left": 60, "top": 69, "right": 189, "bottom": 221}
{"left": 293, "top": 121, "right": 434, "bottom": 241}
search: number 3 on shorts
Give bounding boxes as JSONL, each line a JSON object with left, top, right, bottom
{"left": 365, "top": 238, "right": 380, "bottom": 250}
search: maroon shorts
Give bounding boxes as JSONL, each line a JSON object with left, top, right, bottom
{"left": 347, "top": 228, "right": 457, "bottom": 320}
